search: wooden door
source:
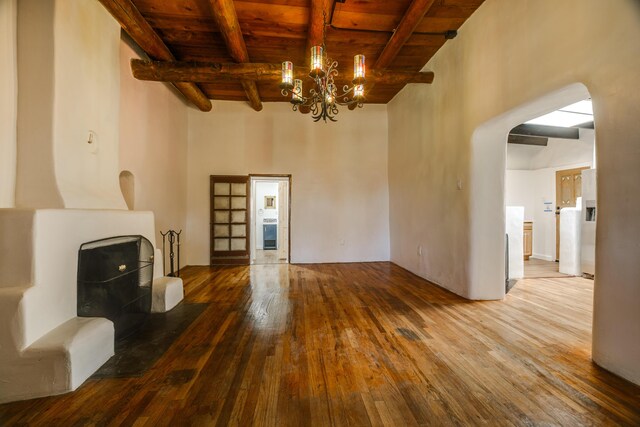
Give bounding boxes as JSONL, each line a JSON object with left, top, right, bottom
{"left": 555, "top": 167, "right": 589, "bottom": 261}
{"left": 210, "top": 175, "right": 250, "bottom": 265}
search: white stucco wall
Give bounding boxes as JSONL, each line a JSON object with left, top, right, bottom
{"left": 53, "top": 1, "right": 124, "bottom": 209}
{"left": 505, "top": 206, "right": 524, "bottom": 280}
{"left": 119, "top": 38, "right": 190, "bottom": 249}
{"left": 504, "top": 170, "right": 536, "bottom": 222}
{"left": 0, "top": 0, "right": 17, "bottom": 208}
{"left": 388, "top": 0, "right": 640, "bottom": 385}
{"left": 15, "top": 0, "right": 125, "bottom": 210}
{"left": 186, "top": 101, "right": 390, "bottom": 265}
{"left": 15, "top": 0, "right": 62, "bottom": 208}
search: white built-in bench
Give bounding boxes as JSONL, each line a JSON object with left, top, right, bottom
{"left": 0, "top": 313, "right": 113, "bottom": 403}
{"left": 151, "top": 276, "right": 184, "bottom": 312}
{"left": 151, "top": 248, "right": 184, "bottom": 313}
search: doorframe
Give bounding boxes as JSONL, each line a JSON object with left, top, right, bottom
{"left": 249, "top": 174, "right": 292, "bottom": 264}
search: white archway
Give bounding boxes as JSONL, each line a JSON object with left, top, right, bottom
{"left": 468, "top": 83, "right": 592, "bottom": 299}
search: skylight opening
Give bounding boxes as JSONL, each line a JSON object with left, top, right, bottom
{"left": 526, "top": 99, "right": 593, "bottom": 127}
{"left": 560, "top": 100, "right": 593, "bottom": 115}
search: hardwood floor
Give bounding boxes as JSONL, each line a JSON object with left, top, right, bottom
{"left": 1, "top": 263, "right": 639, "bottom": 426}
{"left": 253, "top": 249, "right": 286, "bottom": 265}
{"left": 524, "top": 258, "right": 570, "bottom": 279}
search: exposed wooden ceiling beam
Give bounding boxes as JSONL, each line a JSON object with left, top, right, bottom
{"left": 300, "top": 0, "right": 335, "bottom": 114}
{"left": 508, "top": 135, "right": 549, "bottom": 146}
{"left": 574, "top": 121, "right": 595, "bottom": 130}
{"left": 306, "top": 0, "right": 335, "bottom": 62}
{"left": 511, "top": 124, "right": 580, "bottom": 140}
{"left": 374, "top": 0, "right": 438, "bottom": 70}
{"left": 130, "top": 59, "right": 435, "bottom": 86}
{"left": 207, "top": 0, "right": 262, "bottom": 111}
{"left": 97, "top": 0, "right": 212, "bottom": 112}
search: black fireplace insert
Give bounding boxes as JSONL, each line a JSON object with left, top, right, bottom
{"left": 77, "top": 235, "right": 154, "bottom": 339}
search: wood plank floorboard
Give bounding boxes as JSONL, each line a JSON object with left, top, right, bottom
{"left": 1, "top": 262, "right": 639, "bottom": 426}
{"left": 524, "top": 258, "right": 570, "bottom": 279}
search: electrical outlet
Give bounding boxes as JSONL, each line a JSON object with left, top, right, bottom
{"left": 457, "top": 179, "right": 463, "bottom": 190}
{"left": 340, "top": 239, "right": 345, "bottom": 246}
{"left": 418, "top": 245, "right": 423, "bottom": 256}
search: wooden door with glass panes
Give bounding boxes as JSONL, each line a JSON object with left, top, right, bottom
{"left": 210, "top": 175, "right": 250, "bottom": 265}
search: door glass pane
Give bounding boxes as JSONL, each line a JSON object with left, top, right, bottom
{"left": 214, "top": 225, "right": 230, "bottom": 237}
{"left": 214, "top": 211, "right": 230, "bottom": 223}
{"left": 561, "top": 178, "right": 572, "bottom": 205}
{"left": 214, "top": 197, "right": 230, "bottom": 209}
{"left": 214, "top": 238, "right": 230, "bottom": 251}
{"left": 231, "top": 211, "right": 245, "bottom": 223}
{"left": 231, "top": 224, "right": 246, "bottom": 237}
{"left": 231, "top": 197, "right": 246, "bottom": 210}
{"left": 231, "top": 183, "right": 246, "bottom": 196}
{"left": 214, "top": 183, "right": 230, "bottom": 195}
{"left": 575, "top": 174, "right": 583, "bottom": 198}
{"left": 230, "top": 238, "right": 246, "bottom": 251}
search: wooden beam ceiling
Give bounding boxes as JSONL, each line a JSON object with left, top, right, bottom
{"left": 364, "top": 0, "right": 438, "bottom": 103}
{"left": 374, "top": 0, "right": 438, "bottom": 70}
{"left": 114, "top": 0, "right": 485, "bottom": 106}
{"left": 97, "top": 0, "right": 212, "bottom": 112}
{"left": 207, "top": 0, "right": 262, "bottom": 111}
{"left": 130, "top": 59, "right": 435, "bottom": 86}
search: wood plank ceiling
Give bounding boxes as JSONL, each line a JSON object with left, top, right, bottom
{"left": 121, "top": 0, "right": 485, "bottom": 109}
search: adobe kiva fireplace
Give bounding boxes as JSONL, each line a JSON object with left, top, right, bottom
{"left": 0, "top": 209, "right": 185, "bottom": 404}
{"left": 77, "top": 236, "right": 154, "bottom": 339}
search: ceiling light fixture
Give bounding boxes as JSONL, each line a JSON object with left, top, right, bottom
{"left": 279, "top": 14, "right": 365, "bottom": 122}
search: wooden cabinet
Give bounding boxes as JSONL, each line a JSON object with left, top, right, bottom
{"left": 523, "top": 222, "right": 533, "bottom": 260}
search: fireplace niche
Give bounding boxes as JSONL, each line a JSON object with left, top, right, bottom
{"left": 77, "top": 236, "right": 154, "bottom": 339}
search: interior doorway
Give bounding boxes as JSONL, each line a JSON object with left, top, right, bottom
{"left": 504, "top": 96, "right": 597, "bottom": 283}
{"left": 249, "top": 175, "right": 291, "bottom": 265}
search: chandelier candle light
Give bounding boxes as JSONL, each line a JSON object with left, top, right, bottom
{"left": 280, "top": 27, "right": 366, "bottom": 122}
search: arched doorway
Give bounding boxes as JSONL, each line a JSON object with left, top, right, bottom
{"left": 468, "top": 83, "right": 592, "bottom": 299}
